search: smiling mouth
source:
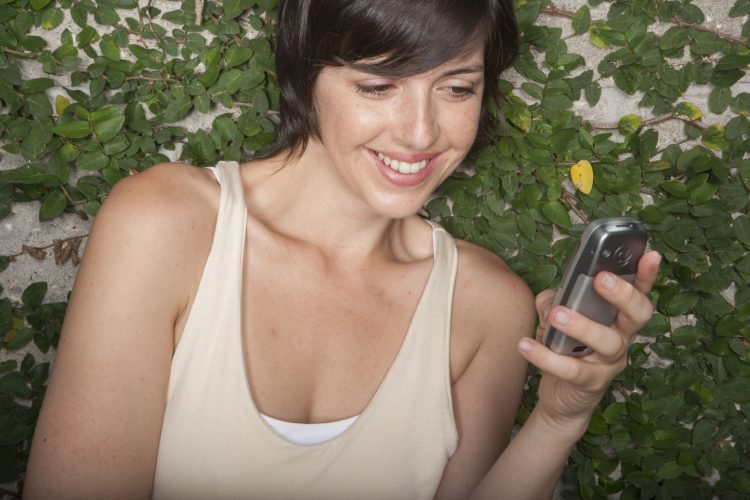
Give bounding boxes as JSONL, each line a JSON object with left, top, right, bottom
{"left": 377, "top": 152, "right": 430, "bottom": 175}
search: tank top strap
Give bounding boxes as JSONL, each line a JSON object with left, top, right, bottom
{"left": 424, "top": 220, "right": 459, "bottom": 310}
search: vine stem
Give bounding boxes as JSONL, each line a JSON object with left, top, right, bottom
{"left": 589, "top": 112, "right": 708, "bottom": 132}
{"left": 672, "top": 17, "right": 747, "bottom": 45}
{"left": 561, "top": 191, "right": 589, "bottom": 224}
{"left": 124, "top": 75, "right": 178, "bottom": 83}
{"left": 540, "top": 6, "right": 575, "bottom": 20}
{"left": 6, "top": 234, "right": 89, "bottom": 261}
{"left": 541, "top": 2, "right": 745, "bottom": 46}
{"left": 1, "top": 47, "right": 41, "bottom": 58}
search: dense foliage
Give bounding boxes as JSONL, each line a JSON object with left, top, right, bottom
{"left": 0, "top": 0, "right": 748, "bottom": 497}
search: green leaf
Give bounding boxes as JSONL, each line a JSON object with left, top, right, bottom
{"left": 618, "top": 114, "right": 642, "bottom": 135}
{"left": 53, "top": 120, "right": 92, "bottom": 139}
{"left": 161, "top": 95, "right": 192, "bottom": 123}
{"left": 90, "top": 107, "right": 125, "bottom": 143}
{"left": 572, "top": 6, "right": 590, "bottom": 35}
{"left": 39, "top": 190, "right": 67, "bottom": 221}
{"left": 701, "top": 124, "right": 728, "bottom": 151}
{"left": 715, "top": 54, "right": 750, "bottom": 72}
{"left": 29, "top": 0, "right": 51, "bottom": 9}
{"left": 0, "top": 165, "right": 48, "bottom": 185}
{"left": 0, "top": 372, "right": 31, "bottom": 399}
{"left": 223, "top": 0, "right": 243, "bottom": 19}
{"left": 691, "top": 32, "right": 722, "bottom": 56}
{"left": 22, "top": 282, "right": 47, "bottom": 307}
{"left": 41, "top": 8, "right": 64, "bottom": 29}
{"left": 99, "top": 34, "right": 120, "bottom": 61}
{"left": 77, "top": 151, "right": 109, "bottom": 171}
{"left": 660, "top": 27, "right": 688, "bottom": 52}
{"left": 584, "top": 81, "right": 601, "bottom": 106}
{"left": 612, "top": 66, "right": 640, "bottom": 95}
{"left": 541, "top": 201, "right": 571, "bottom": 229}
{"left": 224, "top": 45, "right": 253, "bottom": 68}
{"left": 20, "top": 78, "right": 54, "bottom": 94}
{"left": 215, "top": 69, "right": 243, "bottom": 95}
{"left": 741, "top": 160, "right": 750, "bottom": 190}
{"left": 733, "top": 216, "right": 750, "bottom": 246}
{"left": 528, "top": 264, "right": 557, "bottom": 291}
{"left": 656, "top": 461, "right": 682, "bottom": 480}
{"left": 675, "top": 102, "right": 702, "bottom": 120}
{"left": 708, "top": 87, "right": 731, "bottom": 114}
{"left": 213, "top": 115, "right": 240, "bottom": 143}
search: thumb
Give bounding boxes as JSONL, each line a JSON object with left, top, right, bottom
{"left": 534, "top": 289, "right": 555, "bottom": 342}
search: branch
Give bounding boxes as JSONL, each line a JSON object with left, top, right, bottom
{"left": 561, "top": 191, "right": 589, "bottom": 224}
{"left": 540, "top": 6, "right": 575, "bottom": 20}
{"left": 6, "top": 234, "right": 89, "bottom": 266}
{"left": 589, "top": 112, "right": 708, "bottom": 133}
{"left": 0, "top": 47, "right": 42, "bottom": 58}
{"left": 672, "top": 17, "right": 747, "bottom": 45}
{"left": 540, "top": 2, "right": 746, "bottom": 46}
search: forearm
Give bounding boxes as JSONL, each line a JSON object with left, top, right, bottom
{"left": 469, "top": 407, "right": 589, "bottom": 500}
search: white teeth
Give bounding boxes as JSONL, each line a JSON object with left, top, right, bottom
{"left": 377, "top": 152, "right": 429, "bottom": 174}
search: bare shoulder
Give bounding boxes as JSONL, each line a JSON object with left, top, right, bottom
{"left": 86, "top": 161, "right": 221, "bottom": 322}
{"left": 23, "top": 162, "right": 221, "bottom": 497}
{"left": 99, "top": 162, "right": 219, "bottom": 229}
{"left": 436, "top": 238, "right": 536, "bottom": 497}
{"left": 453, "top": 239, "right": 535, "bottom": 339}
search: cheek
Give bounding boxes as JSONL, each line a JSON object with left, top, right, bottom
{"left": 444, "top": 105, "right": 482, "bottom": 150}
{"left": 317, "top": 96, "right": 383, "bottom": 148}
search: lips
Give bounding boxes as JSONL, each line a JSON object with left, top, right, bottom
{"left": 369, "top": 149, "right": 439, "bottom": 187}
{"left": 377, "top": 152, "right": 429, "bottom": 174}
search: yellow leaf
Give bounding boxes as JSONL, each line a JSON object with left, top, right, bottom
{"left": 55, "top": 95, "right": 70, "bottom": 116}
{"left": 675, "top": 102, "right": 702, "bottom": 121}
{"left": 570, "top": 160, "right": 594, "bottom": 194}
{"left": 42, "top": 21, "right": 54, "bottom": 29}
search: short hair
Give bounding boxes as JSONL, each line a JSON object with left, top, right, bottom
{"left": 265, "top": 0, "right": 519, "bottom": 158}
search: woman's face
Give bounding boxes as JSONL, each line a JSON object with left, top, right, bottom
{"left": 310, "top": 46, "right": 485, "bottom": 219}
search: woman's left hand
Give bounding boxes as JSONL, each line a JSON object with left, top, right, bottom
{"left": 517, "top": 250, "right": 661, "bottom": 432}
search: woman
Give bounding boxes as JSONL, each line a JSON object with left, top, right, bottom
{"left": 24, "top": 0, "right": 661, "bottom": 498}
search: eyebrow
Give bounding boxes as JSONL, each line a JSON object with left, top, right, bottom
{"left": 439, "top": 64, "right": 484, "bottom": 77}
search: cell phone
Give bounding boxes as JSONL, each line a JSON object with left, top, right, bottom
{"left": 543, "top": 217, "right": 648, "bottom": 356}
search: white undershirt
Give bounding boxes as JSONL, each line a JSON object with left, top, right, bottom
{"left": 259, "top": 413, "right": 360, "bottom": 445}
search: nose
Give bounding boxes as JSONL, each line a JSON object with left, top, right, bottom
{"left": 394, "top": 90, "right": 439, "bottom": 150}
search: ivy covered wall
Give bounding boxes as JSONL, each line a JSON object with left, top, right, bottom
{"left": 1, "top": 0, "right": 749, "bottom": 498}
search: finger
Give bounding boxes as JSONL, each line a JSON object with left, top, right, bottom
{"left": 547, "top": 305, "right": 627, "bottom": 361}
{"left": 517, "top": 337, "right": 594, "bottom": 387}
{"left": 535, "top": 289, "right": 556, "bottom": 341}
{"left": 633, "top": 251, "right": 661, "bottom": 294}
{"left": 593, "top": 272, "right": 654, "bottom": 338}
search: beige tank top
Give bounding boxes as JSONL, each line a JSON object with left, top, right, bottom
{"left": 152, "top": 161, "right": 459, "bottom": 499}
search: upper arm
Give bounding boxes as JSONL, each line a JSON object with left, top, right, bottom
{"left": 436, "top": 243, "right": 536, "bottom": 499}
{"left": 24, "top": 164, "right": 215, "bottom": 499}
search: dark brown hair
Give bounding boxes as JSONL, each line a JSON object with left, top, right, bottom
{"left": 264, "top": 0, "right": 519, "bottom": 158}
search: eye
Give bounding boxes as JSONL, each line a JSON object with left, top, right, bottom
{"left": 444, "top": 86, "right": 476, "bottom": 100}
{"left": 355, "top": 84, "right": 394, "bottom": 96}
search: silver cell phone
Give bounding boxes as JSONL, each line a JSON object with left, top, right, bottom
{"left": 543, "top": 217, "right": 647, "bottom": 356}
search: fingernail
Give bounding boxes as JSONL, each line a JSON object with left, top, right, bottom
{"left": 555, "top": 310, "right": 571, "bottom": 325}
{"left": 518, "top": 338, "right": 533, "bottom": 352}
{"left": 602, "top": 272, "right": 617, "bottom": 290}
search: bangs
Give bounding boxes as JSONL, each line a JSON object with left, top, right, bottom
{"left": 265, "top": 0, "right": 518, "bottom": 159}
{"left": 318, "top": 0, "right": 494, "bottom": 76}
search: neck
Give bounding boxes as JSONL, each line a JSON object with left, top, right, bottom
{"left": 243, "top": 146, "right": 416, "bottom": 265}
